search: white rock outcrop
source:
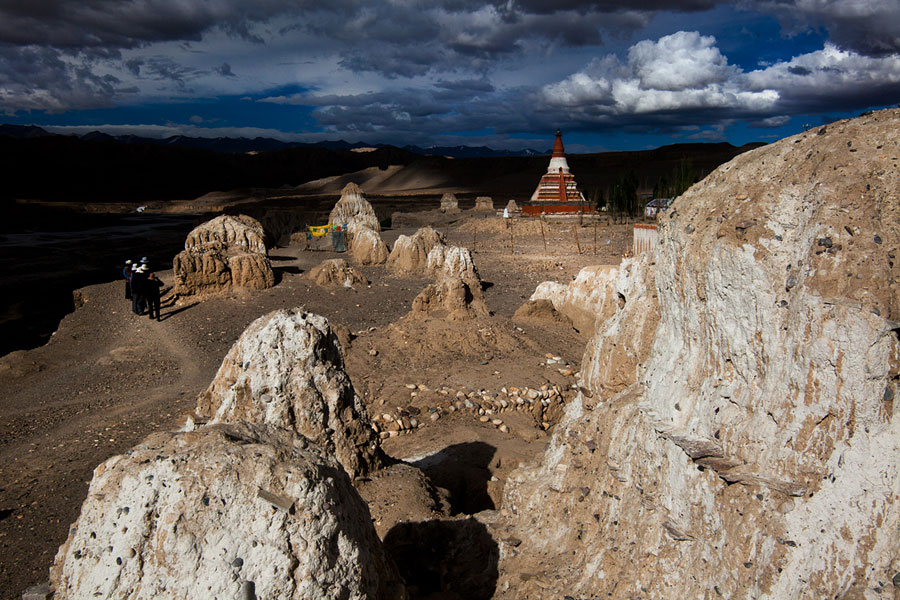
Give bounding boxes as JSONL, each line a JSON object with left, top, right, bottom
{"left": 193, "top": 308, "right": 387, "bottom": 478}
{"left": 386, "top": 227, "right": 446, "bottom": 276}
{"left": 498, "top": 109, "right": 900, "bottom": 598}
{"left": 50, "top": 424, "right": 405, "bottom": 600}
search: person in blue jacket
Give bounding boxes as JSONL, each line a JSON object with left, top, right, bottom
{"left": 123, "top": 260, "right": 133, "bottom": 299}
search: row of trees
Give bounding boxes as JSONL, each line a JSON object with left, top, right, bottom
{"left": 586, "top": 160, "right": 699, "bottom": 218}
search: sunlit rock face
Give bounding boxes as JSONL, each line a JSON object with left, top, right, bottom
{"left": 193, "top": 308, "right": 387, "bottom": 478}
{"left": 330, "top": 183, "right": 381, "bottom": 233}
{"left": 173, "top": 214, "right": 275, "bottom": 296}
{"left": 387, "top": 227, "right": 446, "bottom": 276}
{"left": 412, "top": 244, "right": 489, "bottom": 319}
{"left": 50, "top": 424, "right": 405, "bottom": 600}
{"left": 498, "top": 109, "right": 900, "bottom": 599}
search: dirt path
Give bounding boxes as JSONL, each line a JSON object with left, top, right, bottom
{"left": 0, "top": 215, "right": 632, "bottom": 598}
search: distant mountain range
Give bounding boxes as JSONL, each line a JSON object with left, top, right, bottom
{"left": 0, "top": 124, "right": 546, "bottom": 158}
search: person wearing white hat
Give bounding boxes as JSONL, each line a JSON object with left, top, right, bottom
{"left": 131, "top": 264, "right": 148, "bottom": 315}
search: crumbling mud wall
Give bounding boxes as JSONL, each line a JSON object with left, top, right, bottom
{"left": 497, "top": 108, "right": 900, "bottom": 599}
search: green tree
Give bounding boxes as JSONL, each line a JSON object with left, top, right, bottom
{"left": 654, "top": 160, "right": 698, "bottom": 199}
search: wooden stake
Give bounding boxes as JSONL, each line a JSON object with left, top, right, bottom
{"left": 540, "top": 216, "right": 548, "bottom": 253}
{"left": 574, "top": 224, "right": 582, "bottom": 254}
{"left": 509, "top": 219, "right": 514, "bottom": 253}
{"left": 593, "top": 220, "right": 597, "bottom": 255}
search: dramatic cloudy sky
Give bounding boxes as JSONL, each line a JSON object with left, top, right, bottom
{"left": 1, "top": 0, "right": 898, "bottom": 150}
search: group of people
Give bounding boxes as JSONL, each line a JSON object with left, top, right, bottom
{"left": 123, "top": 258, "right": 164, "bottom": 321}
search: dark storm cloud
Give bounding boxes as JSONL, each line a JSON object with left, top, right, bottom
{"left": 746, "top": 0, "right": 900, "bottom": 56}
{"left": 0, "top": 0, "right": 315, "bottom": 50}
{"left": 216, "top": 62, "right": 235, "bottom": 77}
{"left": 512, "top": 0, "right": 721, "bottom": 13}
{"left": 0, "top": 46, "right": 120, "bottom": 112}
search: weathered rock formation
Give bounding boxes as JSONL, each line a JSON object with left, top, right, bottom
{"left": 327, "top": 183, "right": 389, "bottom": 265}
{"left": 349, "top": 226, "right": 390, "bottom": 265}
{"left": 184, "top": 213, "right": 268, "bottom": 254}
{"left": 173, "top": 214, "right": 275, "bottom": 296}
{"left": 330, "top": 183, "right": 381, "bottom": 232}
{"left": 530, "top": 264, "right": 623, "bottom": 333}
{"left": 386, "top": 227, "right": 446, "bottom": 276}
{"left": 474, "top": 196, "right": 494, "bottom": 212}
{"left": 309, "top": 258, "right": 369, "bottom": 288}
{"left": 50, "top": 424, "right": 405, "bottom": 600}
{"left": 439, "top": 193, "right": 460, "bottom": 213}
{"left": 412, "top": 245, "right": 489, "bottom": 319}
{"left": 193, "top": 308, "right": 388, "bottom": 478}
{"left": 497, "top": 109, "right": 900, "bottom": 598}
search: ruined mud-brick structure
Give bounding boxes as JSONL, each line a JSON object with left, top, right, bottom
{"left": 523, "top": 129, "right": 591, "bottom": 216}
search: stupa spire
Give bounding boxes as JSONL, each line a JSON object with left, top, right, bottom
{"left": 528, "top": 129, "right": 585, "bottom": 205}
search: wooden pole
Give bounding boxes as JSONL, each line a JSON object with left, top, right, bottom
{"left": 574, "top": 223, "right": 582, "bottom": 254}
{"left": 593, "top": 220, "right": 597, "bottom": 255}
{"left": 509, "top": 219, "right": 514, "bottom": 253}
{"left": 540, "top": 215, "right": 548, "bottom": 253}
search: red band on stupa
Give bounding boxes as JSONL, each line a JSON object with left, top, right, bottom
{"left": 552, "top": 129, "right": 565, "bottom": 157}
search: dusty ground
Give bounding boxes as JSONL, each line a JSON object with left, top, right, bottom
{"left": 0, "top": 211, "right": 633, "bottom": 598}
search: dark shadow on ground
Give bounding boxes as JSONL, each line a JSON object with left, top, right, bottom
{"left": 481, "top": 281, "right": 494, "bottom": 291}
{"left": 272, "top": 265, "right": 303, "bottom": 285}
{"left": 268, "top": 254, "right": 295, "bottom": 261}
{"left": 384, "top": 518, "right": 499, "bottom": 600}
{"left": 159, "top": 301, "right": 199, "bottom": 321}
{"left": 409, "top": 441, "right": 496, "bottom": 514}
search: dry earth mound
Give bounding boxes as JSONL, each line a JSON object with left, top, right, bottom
{"left": 193, "top": 308, "right": 388, "bottom": 478}
{"left": 350, "top": 226, "right": 390, "bottom": 265}
{"left": 512, "top": 298, "right": 574, "bottom": 329}
{"left": 327, "top": 183, "right": 389, "bottom": 265}
{"left": 50, "top": 423, "right": 405, "bottom": 600}
{"left": 474, "top": 196, "right": 494, "bottom": 212}
{"left": 330, "top": 183, "right": 381, "bottom": 232}
{"left": 496, "top": 108, "right": 900, "bottom": 598}
{"left": 440, "top": 193, "right": 460, "bottom": 213}
{"left": 309, "top": 258, "right": 369, "bottom": 288}
{"left": 386, "top": 227, "right": 446, "bottom": 276}
{"left": 184, "top": 213, "right": 268, "bottom": 253}
{"left": 414, "top": 245, "right": 489, "bottom": 319}
{"left": 173, "top": 214, "right": 275, "bottom": 296}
